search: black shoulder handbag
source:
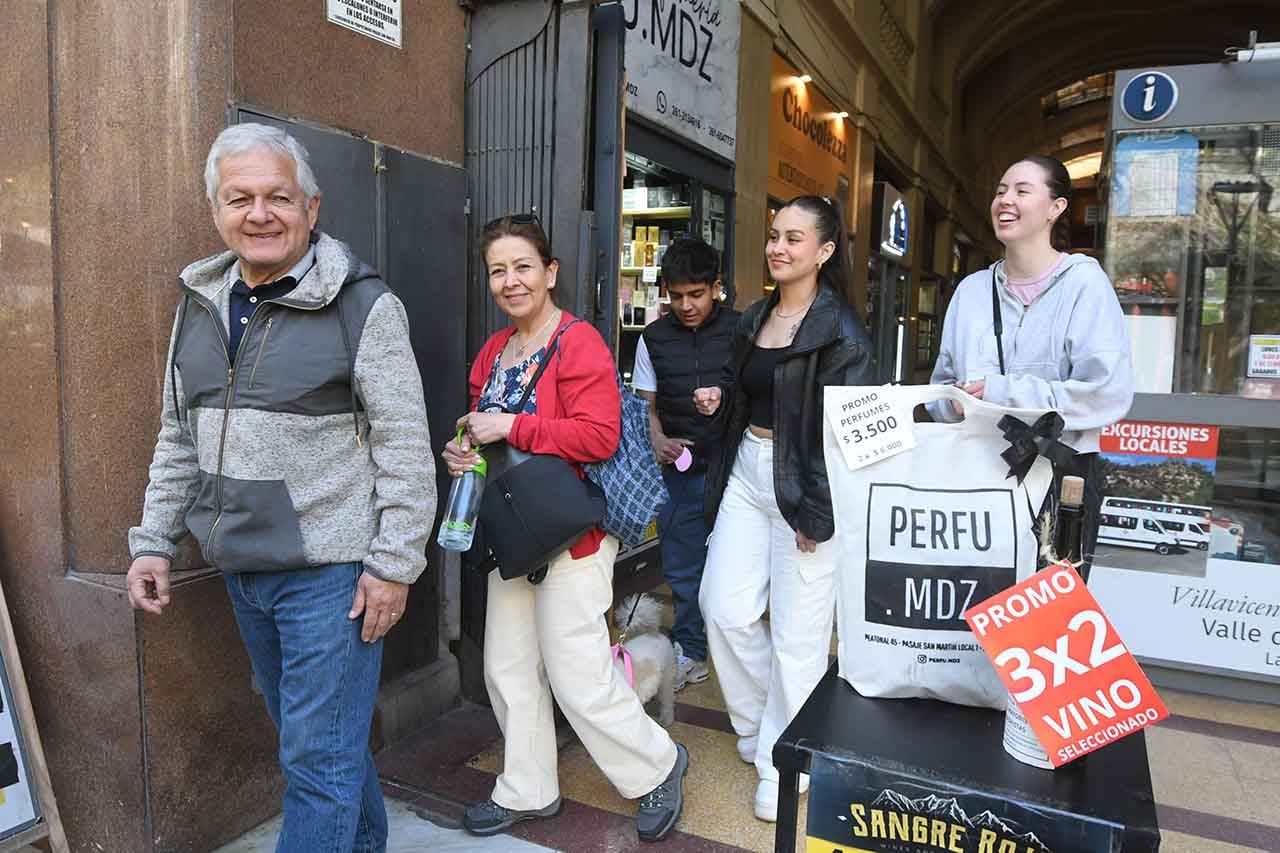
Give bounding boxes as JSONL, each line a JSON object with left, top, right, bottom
{"left": 467, "top": 321, "right": 606, "bottom": 581}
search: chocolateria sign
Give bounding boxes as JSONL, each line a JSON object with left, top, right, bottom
{"left": 768, "top": 52, "right": 851, "bottom": 204}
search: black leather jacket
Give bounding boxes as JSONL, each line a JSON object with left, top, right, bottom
{"left": 704, "top": 285, "right": 876, "bottom": 542}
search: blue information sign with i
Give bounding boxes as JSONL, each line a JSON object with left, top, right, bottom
{"left": 1120, "top": 71, "right": 1179, "bottom": 124}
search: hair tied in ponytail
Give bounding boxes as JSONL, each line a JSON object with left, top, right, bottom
{"left": 779, "top": 194, "right": 859, "bottom": 310}
{"left": 1017, "top": 154, "right": 1073, "bottom": 254}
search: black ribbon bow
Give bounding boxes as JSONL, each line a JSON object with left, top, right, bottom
{"left": 997, "top": 412, "right": 1077, "bottom": 484}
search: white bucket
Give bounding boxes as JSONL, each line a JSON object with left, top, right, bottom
{"left": 1003, "top": 694, "right": 1054, "bottom": 769}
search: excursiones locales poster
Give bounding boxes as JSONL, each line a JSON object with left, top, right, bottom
{"left": 1090, "top": 420, "right": 1280, "bottom": 678}
{"left": 805, "top": 754, "right": 1120, "bottom": 853}
{"left": 1092, "top": 420, "right": 1218, "bottom": 578}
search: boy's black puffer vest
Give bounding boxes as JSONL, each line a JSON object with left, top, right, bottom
{"left": 642, "top": 302, "right": 740, "bottom": 463}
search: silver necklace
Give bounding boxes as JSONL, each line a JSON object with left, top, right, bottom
{"left": 774, "top": 293, "right": 817, "bottom": 341}
{"left": 510, "top": 309, "right": 560, "bottom": 361}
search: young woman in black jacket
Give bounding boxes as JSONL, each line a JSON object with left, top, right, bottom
{"left": 692, "top": 195, "right": 875, "bottom": 821}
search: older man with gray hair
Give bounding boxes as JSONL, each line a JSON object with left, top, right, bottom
{"left": 126, "top": 122, "right": 435, "bottom": 852}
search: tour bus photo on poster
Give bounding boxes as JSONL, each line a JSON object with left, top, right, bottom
{"left": 1090, "top": 420, "right": 1280, "bottom": 679}
{"left": 1093, "top": 421, "right": 1218, "bottom": 577}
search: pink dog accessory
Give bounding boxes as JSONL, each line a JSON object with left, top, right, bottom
{"left": 611, "top": 643, "right": 635, "bottom": 689}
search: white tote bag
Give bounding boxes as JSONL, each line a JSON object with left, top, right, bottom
{"left": 823, "top": 384, "right": 1054, "bottom": 709}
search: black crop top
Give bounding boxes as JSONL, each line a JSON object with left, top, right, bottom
{"left": 741, "top": 344, "right": 790, "bottom": 430}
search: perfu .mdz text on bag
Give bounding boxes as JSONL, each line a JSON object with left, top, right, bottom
{"left": 823, "top": 384, "right": 1054, "bottom": 709}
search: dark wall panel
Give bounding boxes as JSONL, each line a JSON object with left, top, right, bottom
{"left": 225, "top": 111, "right": 467, "bottom": 681}
{"left": 236, "top": 108, "right": 378, "bottom": 263}
{"left": 381, "top": 147, "right": 468, "bottom": 677}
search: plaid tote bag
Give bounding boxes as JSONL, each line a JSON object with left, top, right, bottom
{"left": 585, "top": 373, "right": 669, "bottom": 547}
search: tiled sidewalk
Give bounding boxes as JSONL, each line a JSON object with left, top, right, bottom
{"left": 220, "top": 588, "right": 1280, "bottom": 852}
{"left": 374, "top": 673, "right": 1280, "bottom": 853}
{"left": 214, "top": 796, "right": 558, "bottom": 853}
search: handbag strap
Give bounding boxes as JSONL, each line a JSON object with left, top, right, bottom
{"left": 991, "top": 268, "right": 1006, "bottom": 376}
{"left": 508, "top": 319, "right": 581, "bottom": 414}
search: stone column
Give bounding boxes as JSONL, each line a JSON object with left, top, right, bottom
{"left": 0, "top": 3, "right": 286, "bottom": 851}
{"left": 848, "top": 120, "right": 879, "bottom": 321}
{"left": 732, "top": 6, "right": 776, "bottom": 308}
{"left": 0, "top": 1, "right": 467, "bottom": 849}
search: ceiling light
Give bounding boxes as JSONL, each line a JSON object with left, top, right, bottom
{"left": 1064, "top": 153, "right": 1103, "bottom": 181}
{"left": 798, "top": 74, "right": 812, "bottom": 83}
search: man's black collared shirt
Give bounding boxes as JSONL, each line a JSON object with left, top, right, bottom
{"left": 228, "top": 275, "right": 299, "bottom": 362}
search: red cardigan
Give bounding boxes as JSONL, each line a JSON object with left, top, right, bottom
{"left": 469, "top": 312, "right": 620, "bottom": 558}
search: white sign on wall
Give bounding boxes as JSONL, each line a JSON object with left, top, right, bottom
{"left": 1092, "top": 558, "right": 1280, "bottom": 678}
{"left": 327, "top": 0, "right": 402, "bottom": 49}
{"left": 623, "top": 0, "right": 740, "bottom": 161}
{"left": 1248, "top": 334, "right": 1280, "bottom": 379}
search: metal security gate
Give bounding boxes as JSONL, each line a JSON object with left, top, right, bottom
{"left": 466, "top": 0, "right": 599, "bottom": 348}
{"left": 459, "top": 0, "right": 626, "bottom": 700}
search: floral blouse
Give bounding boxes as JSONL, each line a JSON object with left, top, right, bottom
{"left": 476, "top": 347, "right": 546, "bottom": 415}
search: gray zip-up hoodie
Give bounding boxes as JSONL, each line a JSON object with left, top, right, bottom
{"left": 928, "top": 254, "right": 1134, "bottom": 452}
{"left": 129, "top": 233, "right": 436, "bottom": 583}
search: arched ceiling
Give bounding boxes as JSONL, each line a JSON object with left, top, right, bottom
{"left": 926, "top": 0, "right": 1280, "bottom": 194}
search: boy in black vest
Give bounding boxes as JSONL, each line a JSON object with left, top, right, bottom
{"left": 634, "top": 237, "right": 740, "bottom": 690}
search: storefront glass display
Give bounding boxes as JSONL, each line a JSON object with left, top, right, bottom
{"left": 867, "top": 180, "right": 910, "bottom": 383}
{"left": 1105, "top": 124, "right": 1280, "bottom": 398}
{"left": 915, "top": 279, "right": 938, "bottom": 369}
{"left": 616, "top": 149, "right": 734, "bottom": 391}
{"left": 618, "top": 152, "right": 694, "bottom": 387}
{"left": 866, "top": 255, "right": 908, "bottom": 383}
{"left": 1094, "top": 63, "right": 1280, "bottom": 688}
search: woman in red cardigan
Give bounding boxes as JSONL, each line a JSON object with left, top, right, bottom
{"left": 443, "top": 215, "right": 688, "bottom": 842}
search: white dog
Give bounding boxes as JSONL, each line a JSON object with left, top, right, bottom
{"left": 612, "top": 594, "right": 677, "bottom": 727}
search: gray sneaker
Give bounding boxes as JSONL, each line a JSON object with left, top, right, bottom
{"left": 636, "top": 743, "right": 689, "bottom": 842}
{"left": 462, "top": 797, "right": 562, "bottom": 836}
{"left": 673, "top": 642, "right": 711, "bottom": 692}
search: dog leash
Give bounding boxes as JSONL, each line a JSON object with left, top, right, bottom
{"left": 610, "top": 596, "right": 643, "bottom": 689}
{"left": 611, "top": 645, "right": 635, "bottom": 690}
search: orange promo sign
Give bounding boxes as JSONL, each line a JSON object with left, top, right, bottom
{"left": 963, "top": 564, "right": 1168, "bottom": 767}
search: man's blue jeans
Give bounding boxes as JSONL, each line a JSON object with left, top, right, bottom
{"left": 658, "top": 466, "right": 711, "bottom": 661}
{"left": 225, "top": 562, "right": 387, "bottom": 853}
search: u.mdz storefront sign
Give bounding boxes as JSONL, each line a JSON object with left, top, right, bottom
{"left": 624, "top": 0, "right": 741, "bottom": 161}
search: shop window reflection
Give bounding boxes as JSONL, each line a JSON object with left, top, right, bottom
{"left": 1106, "top": 124, "right": 1280, "bottom": 398}
{"left": 1212, "top": 427, "right": 1280, "bottom": 564}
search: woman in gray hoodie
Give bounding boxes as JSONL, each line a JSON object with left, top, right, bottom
{"left": 930, "top": 154, "right": 1134, "bottom": 575}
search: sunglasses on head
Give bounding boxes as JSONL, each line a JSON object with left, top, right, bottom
{"left": 483, "top": 212, "right": 541, "bottom": 230}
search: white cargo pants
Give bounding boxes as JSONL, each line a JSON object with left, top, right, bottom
{"left": 700, "top": 431, "right": 836, "bottom": 783}
{"left": 484, "top": 535, "right": 678, "bottom": 810}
